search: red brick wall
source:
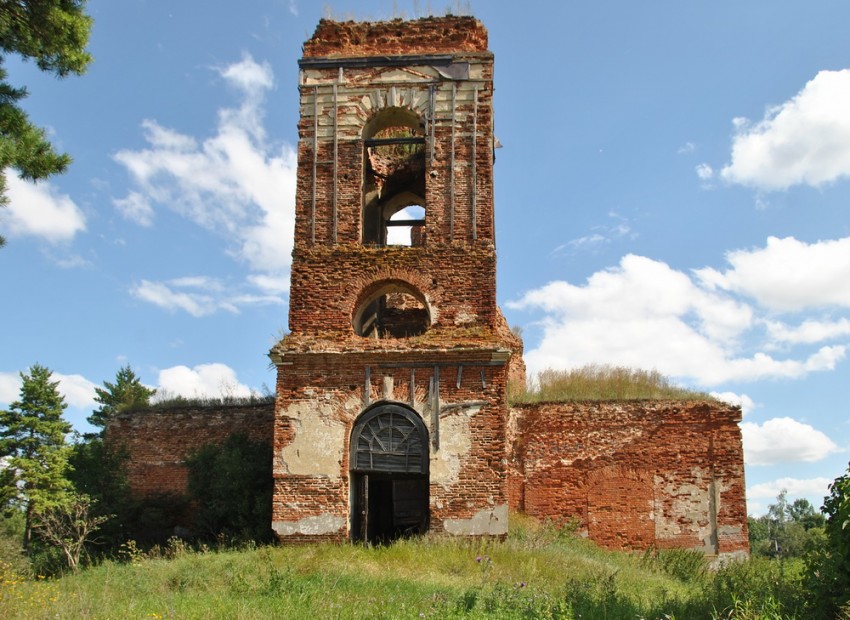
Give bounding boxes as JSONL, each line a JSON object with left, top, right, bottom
{"left": 303, "top": 17, "right": 489, "bottom": 57}
{"left": 105, "top": 397, "right": 748, "bottom": 557}
{"left": 105, "top": 403, "right": 273, "bottom": 499}
{"left": 507, "top": 401, "right": 749, "bottom": 558}
{"left": 287, "top": 246, "right": 498, "bottom": 336}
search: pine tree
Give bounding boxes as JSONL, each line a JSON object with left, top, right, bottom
{"left": 0, "top": 0, "right": 93, "bottom": 247}
{"left": 87, "top": 365, "right": 156, "bottom": 430}
{"left": 0, "top": 363, "right": 73, "bottom": 549}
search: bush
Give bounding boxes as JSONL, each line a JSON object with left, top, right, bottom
{"left": 805, "top": 462, "right": 850, "bottom": 617}
{"left": 641, "top": 547, "right": 709, "bottom": 582}
{"left": 0, "top": 512, "right": 28, "bottom": 575}
{"left": 122, "top": 492, "right": 191, "bottom": 547}
{"left": 185, "top": 433, "right": 273, "bottom": 543}
{"left": 707, "top": 555, "right": 806, "bottom": 618}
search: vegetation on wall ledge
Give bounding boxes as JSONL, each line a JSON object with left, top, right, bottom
{"left": 511, "top": 365, "right": 716, "bottom": 404}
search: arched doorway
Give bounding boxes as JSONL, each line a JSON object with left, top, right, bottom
{"left": 350, "top": 402, "right": 429, "bottom": 543}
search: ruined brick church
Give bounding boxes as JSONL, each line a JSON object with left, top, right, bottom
{"left": 108, "top": 16, "right": 749, "bottom": 560}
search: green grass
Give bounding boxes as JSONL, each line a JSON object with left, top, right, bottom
{"left": 512, "top": 365, "right": 716, "bottom": 403}
{"left": 0, "top": 515, "right": 806, "bottom": 619}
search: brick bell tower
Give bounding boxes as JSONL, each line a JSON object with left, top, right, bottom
{"left": 270, "top": 16, "right": 523, "bottom": 543}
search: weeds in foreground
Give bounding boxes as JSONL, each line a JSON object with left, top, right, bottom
{"left": 0, "top": 520, "right": 809, "bottom": 619}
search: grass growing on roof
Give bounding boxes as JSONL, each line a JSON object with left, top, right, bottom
{"left": 511, "top": 364, "right": 716, "bottom": 404}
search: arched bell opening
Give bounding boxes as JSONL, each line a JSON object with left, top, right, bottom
{"left": 352, "top": 279, "right": 432, "bottom": 340}
{"left": 349, "top": 402, "right": 429, "bottom": 544}
{"left": 362, "top": 107, "right": 426, "bottom": 246}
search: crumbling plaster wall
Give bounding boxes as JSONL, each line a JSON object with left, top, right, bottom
{"left": 272, "top": 350, "right": 510, "bottom": 542}
{"left": 507, "top": 401, "right": 749, "bottom": 560}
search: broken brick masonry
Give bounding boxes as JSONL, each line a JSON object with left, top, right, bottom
{"left": 106, "top": 16, "right": 748, "bottom": 559}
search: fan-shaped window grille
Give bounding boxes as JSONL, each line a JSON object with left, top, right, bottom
{"left": 351, "top": 404, "right": 428, "bottom": 475}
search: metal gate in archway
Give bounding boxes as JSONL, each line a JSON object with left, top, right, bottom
{"left": 350, "top": 402, "right": 429, "bottom": 543}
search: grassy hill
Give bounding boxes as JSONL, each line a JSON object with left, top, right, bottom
{"left": 1, "top": 515, "right": 803, "bottom": 620}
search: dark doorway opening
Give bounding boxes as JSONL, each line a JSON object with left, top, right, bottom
{"left": 354, "top": 474, "right": 429, "bottom": 544}
{"left": 350, "top": 403, "right": 429, "bottom": 544}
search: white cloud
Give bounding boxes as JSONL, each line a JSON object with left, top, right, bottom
{"left": 131, "top": 280, "right": 223, "bottom": 317}
{"left": 247, "top": 273, "right": 290, "bottom": 295}
{"left": 54, "top": 373, "right": 98, "bottom": 408}
{"left": 719, "top": 69, "right": 850, "bottom": 191}
{"left": 288, "top": 0, "right": 298, "bottom": 17}
{"left": 696, "top": 236, "right": 850, "bottom": 312}
{"left": 747, "top": 477, "right": 834, "bottom": 502}
{"left": 2, "top": 173, "right": 86, "bottom": 243}
{"left": 747, "top": 476, "right": 835, "bottom": 515}
{"left": 552, "top": 233, "right": 606, "bottom": 255}
{"left": 511, "top": 234, "right": 850, "bottom": 386}
{"left": 552, "top": 213, "right": 634, "bottom": 256}
{"left": 742, "top": 417, "right": 839, "bottom": 465}
{"left": 113, "top": 191, "right": 154, "bottom": 227}
{"left": 711, "top": 391, "right": 756, "bottom": 417}
{"left": 695, "top": 163, "right": 713, "bottom": 180}
{"left": 219, "top": 53, "right": 274, "bottom": 96}
{"left": 54, "top": 254, "right": 91, "bottom": 269}
{"left": 805, "top": 345, "right": 847, "bottom": 371}
{"left": 113, "top": 53, "right": 297, "bottom": 305}
{"left": 0, "top": 372, "right": 20, "bottom": 405}
{"left": 156, "top": 363, "right": 254, "bottom": 399}
{"left": 0, "top": 370, "right": 96, "bottom": 409}
{"left": 509, "top": 254, "right": 764, "bottom": 385}
{"left": 765, "top": 317, "right": 850, "bottom": 345}
{"left": 131, "top": 277, "right": 284, "bottom": 317}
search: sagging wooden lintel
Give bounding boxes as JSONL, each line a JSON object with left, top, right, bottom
{"left": 440, "top": 401, "right": 488, "bottom": 413}
{"left": 385, "top": 219, "right": 426, "bottom": 227}
{"left": 364, "top": 136, "right": 426, "bottom": 147}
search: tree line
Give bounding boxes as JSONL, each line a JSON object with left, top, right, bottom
{"left": 1, "top": 363, "right": 272, "bottom": 575}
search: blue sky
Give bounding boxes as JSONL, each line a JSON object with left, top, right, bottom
{"left": 1, "top": 0, "right": 849, "bottom": 516}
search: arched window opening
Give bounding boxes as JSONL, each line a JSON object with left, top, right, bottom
{"left": 354, "top": 281, "right": 431, "bottom": 340}
{"left": 363, "top": 109, "right": 426, "bottom": 246}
